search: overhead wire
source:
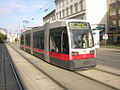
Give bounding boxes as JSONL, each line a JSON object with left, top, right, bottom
{"left": 27, "top": 0, "right": 53, "bottom": 20}
{"left": 16, "top": 0, "right": 54, "bottom": 33}
{"left": 9, "top": 0, "right": 18, "bottom": 22}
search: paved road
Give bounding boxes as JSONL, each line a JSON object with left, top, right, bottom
{"left": 0, "top": 43, "right": 20, "bottom": 90}
{"left": 96, "top": 48, "right": 120, "bottom": 70}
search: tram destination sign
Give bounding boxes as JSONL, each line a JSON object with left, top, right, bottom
{"left": 69, "top": 22, "right": 89, "bottom": 29}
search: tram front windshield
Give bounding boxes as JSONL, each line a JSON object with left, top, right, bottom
{"left": 69, "top": 22, "right": 94, "bottom": 49}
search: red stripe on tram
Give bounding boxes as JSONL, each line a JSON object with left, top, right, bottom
{"left": 49, "top": 52, "right": 70, "bottom": 61}
{"left": 20, "top": 45, "right": 31, "bottom": 49}
{"left": 72, "top": 54, "right": 95, "bottom": 60}
{"left": 33, "top": 48, "right": 44, "bottom": 54}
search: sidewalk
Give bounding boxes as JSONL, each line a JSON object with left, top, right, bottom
{"left": 100, "top": 46, "right": 120, "bottom": 49}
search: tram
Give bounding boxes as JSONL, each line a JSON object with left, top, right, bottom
{"left": 20, "top": 20, "right": 96, "bottom": 70}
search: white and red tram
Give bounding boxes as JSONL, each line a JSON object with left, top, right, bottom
{"left": 20, "top": 20, "right": 96, "bottom": 70}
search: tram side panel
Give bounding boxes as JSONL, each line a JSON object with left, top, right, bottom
{"left": 20, "top": 35, "right": 24, "bottom": 50}
{"left": 49, "top": 27, "right": 72, "bottom": 69}
{"left": 32, "top": 30, "right": 45, "bottom": 60}
{"left": 24, "top": 32, "right": 31, "bottom": 53}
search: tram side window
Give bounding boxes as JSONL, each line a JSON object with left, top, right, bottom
{"left": 49, "top": 27, "right": 69, "bottom": 54}
{"left": 20, "top": 35, "right": 24, "bottom": 45}
{"left": 40, "top": 31, "right": 44, "bottom": 49}
{"left": 33, "top": 30, "right": 44, "bottom": 49}
{"left": 25, "top": 34, "right": 31, "bottom": 46}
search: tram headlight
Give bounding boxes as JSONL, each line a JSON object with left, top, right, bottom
{"left": 72, "top": 52, "right": 79, "bottom": 56}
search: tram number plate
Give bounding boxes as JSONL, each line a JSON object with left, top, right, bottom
{"left": 83, "top": 61, "right": 90, "bottom": 65}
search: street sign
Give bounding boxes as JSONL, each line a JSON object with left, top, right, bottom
{"left": 103, "top": 34, "right": 108, "bottom": 39}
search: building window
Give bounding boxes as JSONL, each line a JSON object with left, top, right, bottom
{"left": 59, "top": 2, "right": 61, "bottom": 8}
{"left": 70, "top": 5, "right": 73, "bottom": 15}
{"left": 66, "top": 7, "right": 69, "bottom": 16}
{"left": 110, "top": 20, "right": 117, "bottom": 31}
{"left": 82, "top": 0, "right": 86, "bottom": 10}
{"left": 62, "top": 0, "right": 64, "bottom": 7}
{"left": 79, "top": 1, "right": 82, "bottom": 11}
{"left": 52, "top": 15, "right": 55, "bottom": 21}
{"left": 62, "top": 9, "right": 65, "bottom": 18}
{"left": 66, "top": 0, "right": 68, "bottom": 4}
{"left": 112, "top": 20, "right": 117, "bottom": 25}
{"left": 56, "top": 13, "right": 58, "bottom": 19}
{"left": 59, "top": 11, "right": 61, "bottom": 19}
{"left": 74, "top": 3, "right": 78, "bottom": 13}
{"left": 56, "top": 3, "right": 58, "bottom": 9}
{"left": 110, "top": 9, "right": 116, "bottom": 15}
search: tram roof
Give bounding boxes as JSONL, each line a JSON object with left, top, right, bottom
{"left": 49, "top": 20, "right": 66, "bottom": 29}
{"left": 49, "top": 19, "right": 87, "bottom": 29}
{"left": 21, "top": 19, "right": 88, "bottom": 34}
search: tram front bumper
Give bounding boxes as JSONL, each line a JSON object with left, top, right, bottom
{"left": 70, "top": 58, "right": 97, "bottom": 70}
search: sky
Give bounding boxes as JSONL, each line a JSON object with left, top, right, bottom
{"left": 0, "top": 0, "right": 55, "bottom": 34}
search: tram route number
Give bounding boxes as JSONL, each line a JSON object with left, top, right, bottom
{"left": 69, "top": 22, "right": 88, "bottom": 29}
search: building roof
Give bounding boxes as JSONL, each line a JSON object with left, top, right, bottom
{"left": 43, "top": 9, "right": 55, "bottom": 19}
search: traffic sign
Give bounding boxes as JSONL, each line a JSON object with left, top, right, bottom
{"left": 103, "top": 34, "right": 108, "bottom": 39}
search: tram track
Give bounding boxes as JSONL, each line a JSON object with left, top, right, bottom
{"left": 95, "top": 58, "right": 120, "bottom": 76}
{"left": 94, "top": 68, "right": 120, "bottom": 76}
{"left": 13, "top": 42, "right": 120, "bottom": 76}
{"left": 8, "top": 44, "right": 68, "bottom": 90}
{"left": 8, "top": 43, "right": 120, "bottom": 90}
{"left": 74, "top": 72, "right": 117, "bottom": 90}
{"left": 75, "top": 68, "right": 120, "bottom": 90}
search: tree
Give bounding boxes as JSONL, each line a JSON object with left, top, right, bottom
{"left": 0, "top": 33, "right": 7, "bottom": 43}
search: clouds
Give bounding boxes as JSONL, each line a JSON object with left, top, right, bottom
{"left": 14, "top": 3, "right": 43, "bottom": 12}
{"left": 0, "top": 8, "right": 11, "bottom": 16}
{"left": 0, "top": 4, "right": 13, "bottom": 15}
{"left": 0, "top": 0, "right": 55, "bottom": 33}
{"left": 0, "top": 1, "right": 43, "bottom": 16}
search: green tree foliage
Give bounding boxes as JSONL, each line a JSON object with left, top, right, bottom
{"left": 0, "top": 33, "right": 7, "bottom": 42}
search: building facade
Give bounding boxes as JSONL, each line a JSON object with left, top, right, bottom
{"left": 108, "top": 0, "right": 120, "bottom": 43}
{"left": 43, "top": 9, "right": 56, "bottom": 24}
{"left": 55, "top": 0, "right": 86, "bottom": 20}
{"left": 43, "top": 0, "right": 120, "bottom": 44}
{"left": 44, "top": 0, "right": 107, "bottom": 30}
